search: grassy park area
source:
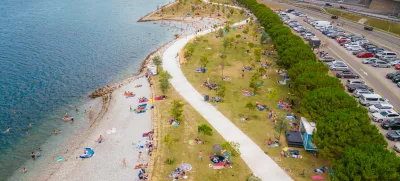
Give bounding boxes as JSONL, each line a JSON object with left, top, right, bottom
{"left": 150, "top": 74, "right": 251, "bottom": 180}
{"left": 147, "top": 0, "right": 247, "bottom": 23}
{"left": 325, "top": 8, "right": 400, "bottom": 35}
{"left": 180, "top": 21, "right": 330, "bottom": 180}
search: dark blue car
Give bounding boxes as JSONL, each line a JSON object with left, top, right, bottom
{"left": 368, "top": 48, "right": 385, "bottom": 53}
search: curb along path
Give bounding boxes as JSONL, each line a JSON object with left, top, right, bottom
{"left": 161, "top": 2, "right": 292, "bottom": 180}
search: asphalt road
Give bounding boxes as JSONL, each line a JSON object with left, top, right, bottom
{"left": 288, "top": 14, "right": 400, "bottom": 153}
{"left": 262, "top": 0, "right": 400, "bottom": 53}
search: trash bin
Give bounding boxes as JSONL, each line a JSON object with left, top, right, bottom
{"left": 204, "top": 94, "right": 209, "bottom": 101}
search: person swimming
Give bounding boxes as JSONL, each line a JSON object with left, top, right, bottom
{"left": 52, "top": 129, "right": 57, "bottom": 135}
{"left": 30, "top": 152, "right": 36, "bottom": 160}
{"left": 22, "top": 167, "right": 27, "bottom": 173}
{"left": 3, "top": 126, "right": 11, "bottom": 133}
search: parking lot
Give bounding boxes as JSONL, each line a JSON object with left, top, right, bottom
{"left": 280, "top": 10, "right": 400, "bottom": 154}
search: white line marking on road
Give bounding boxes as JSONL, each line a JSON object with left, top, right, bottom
{"left": 360, "top": 68, "right": 368, "bottom": 76}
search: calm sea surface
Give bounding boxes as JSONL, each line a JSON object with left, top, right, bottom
{"left": 0, "top": 0, "right": 178, "bottom": 179}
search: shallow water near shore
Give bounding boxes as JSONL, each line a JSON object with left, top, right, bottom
{"left": 0, "top": 0, "right": 182, "bottom": 179}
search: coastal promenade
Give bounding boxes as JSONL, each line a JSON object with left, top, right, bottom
{"left": 162, "top": 19, "right": 293, "bottom": 181}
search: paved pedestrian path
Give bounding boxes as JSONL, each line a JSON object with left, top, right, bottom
{"left": 162, "top": 12, "right": 292, "bottom": 181}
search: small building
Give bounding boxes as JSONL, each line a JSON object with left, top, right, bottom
{"left": 299, "top": 117, "right": 317, "bottom": 151}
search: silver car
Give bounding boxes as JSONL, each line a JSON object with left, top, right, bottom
{"left": 394, "top": 143, "right": 400, "bottom": 153}
{"left": 372, "top": 61, "right": 391, "bottom": 68}
{"left": 330, "top": 63, "right": 349, "bottom": 71}
{"left": 353, "top": 89, "right": 373, "bottom": 98}
{"left": 362, "top": 58, "right": 378, "bottom": 64}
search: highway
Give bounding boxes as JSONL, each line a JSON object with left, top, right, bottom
{"left": 262, "top": 0, "right": 400, "bottom": 53}
{"left": 288, "top": 14, "right": 400, "bottom": 152}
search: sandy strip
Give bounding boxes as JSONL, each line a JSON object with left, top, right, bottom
{"left": 39, "top": 77, "right": 152, "bottom": 181}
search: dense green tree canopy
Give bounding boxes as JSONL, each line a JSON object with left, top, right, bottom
{"left": 333, "top": 144, "right": 400, "bottom": 181}
{"left": 291, "top": 72, "right": 343, "bottom": 98}
{"left": 288, "top": 61, "right": 328, "bottom": 79}
{"left": 314, "top": 107, "right": 387, "bottom": 160}
{"left": 301, "top": 88, "right": 358, "bottom": 121}
{"left": 277, "top": 45, "right": 316, "bottom": 69}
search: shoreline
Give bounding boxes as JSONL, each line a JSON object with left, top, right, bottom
{"left": 137, "top": 1, "right": 179, "bottom": 22}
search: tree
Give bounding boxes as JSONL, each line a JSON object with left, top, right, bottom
{"left": 229, "top": 8, "right": 235, "bottom": 15}
{"left": 224, "top": 23, "right": 231, "bottom": 33}
{"left": 301, "top": 88, "right": 358, "bottom": 121}
{"left": 249, "top": 73, "right": 262, "bottom": 94}
{"left": 274, "top": 113, "right": 289, "bottom": 142}
{"left": 222, "top": 37, "right": 231, "bottom": 53}
{"left": 217, "top": 28, "right": 224, "bottom": 37}
{"left": 287, "top": 61, "right": 328, "bottom": 80}
{"left": 236, "top": 34, "right": 241, "bottom": 39}
{"left": 191, "top": 6, "right": 195, "bottom": 12}
{"left": 198, "top": 124, "right": 213, "bottom": 136}
{"left": 163, "top": 133, "right": 174, "bottom": 153}
{"left": 170, "top": 100, "right": 184, "bottom": 121}
{"left": 184, "top": 45, "right": 195, "bottom": 60}
{"left": 277, "top": 45, "right": 316, "bottom": 69}
{"left": 314, "top": 107, "right": 387, "bottom": 161}
{"left": 216, "top": 83, "right": 226, "bottom": 99}
{"left": 253, "top": 48, "right": 262, "bottom": 61}
{"left": 152, "top": 55, "right": 162, "bottom": 66}
{"left": 159, "top": 70, "right": 172, "bottom": 96}
{"left": 248, "top": 42, "right": 254, "bottom": 50}
{"left": 219, "top": 54, "right": 227, "bottom": 78}
{"left": 291, "top": 72, "right": 344, "bottom": 98}
{"left": 333, "top": 144, "right": 400, "bottom": 181}
{"left": 239, "top": 9, "right": 245, "bottom": 15}
{"left": 245, "top": 101, "right": 255, "bottom": 117}
{"left": 257, "top": 67, "right": 266, "bottom": 76}
{"left": 199, "top": 56, "right": 209, "bottom": 68}
{"left": 211, "top": 5, "right": 216, "bottom": 14}
{"left": 243, "top": 26, "right": 249, "bottom": 34}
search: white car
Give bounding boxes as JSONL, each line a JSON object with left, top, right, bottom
{"left": 372, "top": 110, "right": 400, "bottom": 123}
{"left": 368, "top": 103, "right": 394, "bottom": 113}
{"left": 346, "top": 45, "right": 362, "bottom": 51}
{"left": 344, "top": 42, "right": 360, "bottom": 48}
{"left": 362, "top": 58, "right": 378, "bottom": 64}
{"left": 330, "top": 63, "right": 349, "bottom": 71}
{"left": 389, "top": 59, "right": 400, "bottom": 66}
{"left": 298, "top": 13, "right": 307, "bottom": 17}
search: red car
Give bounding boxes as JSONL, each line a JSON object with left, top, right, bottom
{"left": 395, "top": 64, "right": 400, "bottom": 70}
{"left": 357, "top": 52, "right": 374, "bottom": 58}
{"left": 337, "top": 38, "right": 350, "bottom": 44}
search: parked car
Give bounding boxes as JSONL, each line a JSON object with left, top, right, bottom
{"left": 357, "top": 52, "right": 374, "bottom": 58}
{"left": 325, "top": 3, "right": 332, "bottom": 6}
{"left": 336, "top": 71, "right": 359, "bottom": 78}
{"left": 340, "top": 5, "right": 347, "bottom": 9}
{"left": 386, "top": 71, "right": 400, "bottom": 79}
{"left": 352, "top": 49, "right": 367, "bottom": 55}
{"left": 372, "top": 110, "right": 400, "bottom": 123}
{"left": 319, "top": 56, "right": 335, "bottom": 62}
{"left": 362, "top": 58, "right": 378, "bottom": 64}
{"left": 326, "top": 60, "right": 345, "bottom": 67}
{"left": 393, "top": 143, "right": 400, "bottom": 152}
{"left": 331, "top": 15, "right": 338, "bottom": 19}
{"left": 387, "top": 59, "right": 400, "bottom": 65}
{"left": 392, "top": 75, "right": 400, "bottom": 83}
{"left": 381, "top": 118, "right": 400, "bottom": 130}
{"left": 347, "top": 84, "right": 374, "bottom": 93}
{"left": 386, "top": 130, "right": 400, "bottom": 141}
{"left": 346, "top": 45, "right": 362, "bottom": 51}
{"left": 369, "top": 103, "right": 394, "bottom": 113}
{"left": 367, "top": 48, "right": 385, "bottom": 54}
{"left": 364, "top": 44, "right": 378, "bottom": 50}
{"left": 398, "top": 82, "right": 400, "bottom": 88}
{"left": 346, "top": 79, "right": 365, "bottom": 85}
{"left": 395, "top": 64, "right": 400, "bottom": 70}
{"left": 376, "top": 51, "right": 397, "bottom": 59}
{"left": 353, "top": 89, "right": 373, "bottom": 98}
{"left": 364, "top": 26, "right": 373, "bottom": 31}
{"left": 372, "top": 60, "right": 391, "bottom": 68}
{"left": 330, "top": 63, "right": 349, "bottom": 71}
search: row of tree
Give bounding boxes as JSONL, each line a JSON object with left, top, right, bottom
{"left": 235, "top": 0, "right": 400, "bottom": 180}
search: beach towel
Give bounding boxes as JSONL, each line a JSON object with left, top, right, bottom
{"left": 80, "top": 148, "right": 95, "bottom": 159}
{"left": 314, "top": 169, "right": 325, "bottom": 173}
{"left": 213, "top": 162, "right": 225, "bottom": 169}
{"left": 57, "top": 156, "right": 63, "bottom": 162}
{"left": 180, "top": 163, "right": 192, "bottom": 171}
{"left": 311, "top": 175, "right": 323, "bottom": 180}
{"left": 172, "top": 121, "right": 179, "bottom": 127}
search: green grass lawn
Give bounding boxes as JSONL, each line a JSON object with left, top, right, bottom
{"left": 325, "top": 8, "right": 400, "bottom": 35}
{"left": 151, "top": 75, "right": 251, "bottom": 181}
{"left": 149, "top": 0, "right": 247, "bottom": 23}
{"left": 180, "top": 23, "right": 330, "bottom": 180}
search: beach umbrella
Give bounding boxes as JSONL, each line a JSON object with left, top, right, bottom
{"left": 213, "top": 144, "right": 222, "bottom": 152}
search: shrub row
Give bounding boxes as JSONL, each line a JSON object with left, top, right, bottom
{"left": 235, "top": 0, "right": 400, "bottom": 180}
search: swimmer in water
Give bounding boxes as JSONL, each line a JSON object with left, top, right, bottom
{"left": 30, "top": 152, "right": 36, "bottom": 160}
{"left": 22, "top": 167, "right": 27, "bottom": 173}
{"left": 28, "top": 123, "right": 32, "bottom": 127}
{"left": 52, "top": 129, "right": 57, "bottom": 135}
{"left": 75, "top": 105, "right": 78, "bottom": 112}
{"left": 65, "top": 112, "right": 68, "bottom": 118}
{"left": 26, "top": 129, "right": 29, "bottom": 135}
{"left": 3, "top": 126, "right": 11, "bottom": 133}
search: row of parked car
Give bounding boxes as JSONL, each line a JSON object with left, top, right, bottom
{"left": 279, "top": 11, "right": 400, "bottom": 144}
{"left": 306, "top": 17, "right": 400, "bottom": 89}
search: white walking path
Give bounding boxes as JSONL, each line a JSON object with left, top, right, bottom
{"left": 162, "top": 7, "right": 292, "bottom": 181}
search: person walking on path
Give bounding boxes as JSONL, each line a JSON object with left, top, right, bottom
{"left": 137, "top": 151, "right": 142, "bottom": 162}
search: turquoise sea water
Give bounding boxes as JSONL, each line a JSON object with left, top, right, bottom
{"left": 0, "top": 0, "right": 179, "bottom": 179}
